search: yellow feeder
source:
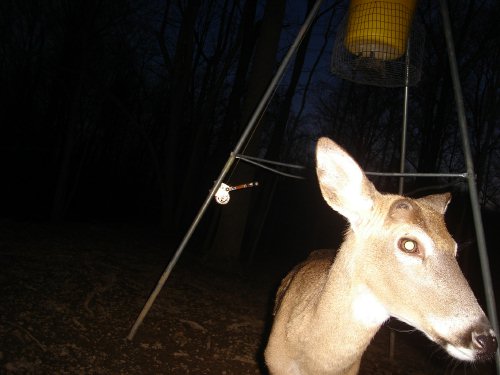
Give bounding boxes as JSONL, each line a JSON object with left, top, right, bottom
{"left": 345, "top": 0, "right": 417, "bottom": 60}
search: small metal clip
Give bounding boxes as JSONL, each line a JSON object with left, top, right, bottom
{"left": 214, "top": 182, "right": 259, "bottom": 205}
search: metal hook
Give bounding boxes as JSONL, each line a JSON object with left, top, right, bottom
{"left": 214, "top": 182, "right": 259, "bottom": 205}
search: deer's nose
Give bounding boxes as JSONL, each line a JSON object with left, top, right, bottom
{"left": 472, "top": 330, "right": 498, "bottom": 360}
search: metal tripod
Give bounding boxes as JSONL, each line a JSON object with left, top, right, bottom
{"left": 127, "top": 3, "right": 499, "bottom": 373}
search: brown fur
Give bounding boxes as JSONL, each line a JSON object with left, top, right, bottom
{"left": 265, "top": 138, "right": 496, "bottom": 375}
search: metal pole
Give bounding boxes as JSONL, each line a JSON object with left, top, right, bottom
{"left": 398, "top": 38, "right": 411, "bottom": 195}
{"left": 439, "top": 0, "right": 500, "bottom": 372}
{"left": 126, "top": 0, "right": 325, "bottom": 341}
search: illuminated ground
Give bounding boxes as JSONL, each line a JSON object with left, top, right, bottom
{"left": 0, "top": 222, "right": 494, "bottom": 374}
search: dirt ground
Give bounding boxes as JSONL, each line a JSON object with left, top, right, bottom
{"left": 0, "top": 222, "right": 496, "bottom": 374}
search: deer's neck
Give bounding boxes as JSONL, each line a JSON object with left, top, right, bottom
{"left": 313, "top": 237, "right": 390, "bottom": 370}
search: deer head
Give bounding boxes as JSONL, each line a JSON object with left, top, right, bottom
{"left": 265, "top": 137, "right": 497, "bottom": 375}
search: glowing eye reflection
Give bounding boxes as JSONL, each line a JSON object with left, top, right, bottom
{"left": 399, "top": 238, "right": 418, "bottom": 254}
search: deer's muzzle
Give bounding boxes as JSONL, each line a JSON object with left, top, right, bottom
{"left": 444, "top": 319, "right": 498, "bottom": 361}
{"left": 471, "top": 329, "right": 498, "bottom": 360}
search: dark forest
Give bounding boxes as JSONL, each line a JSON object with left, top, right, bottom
{"left": 0, "top": 0, "right": 499, "bottom": 373}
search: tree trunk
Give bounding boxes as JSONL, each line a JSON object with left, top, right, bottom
{"left": 50, "top": 1, "right": 93, "bottom": 221}
{"left": 161, "top": 0, "right": 201, "bottom": 230}
{"left": 243, "top": 0, "right": 316, "bottom": 264}
{"left": 218, "top": 0, "right": 258, "bottom": 148}
{"left": 208, "top": 0, "right": 286, "bottom": 263}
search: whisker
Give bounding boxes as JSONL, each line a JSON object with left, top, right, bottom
{"left": 388, "top": 326, "right": 417, "bottom": 334}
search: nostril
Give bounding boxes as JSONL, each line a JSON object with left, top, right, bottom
{"left": 472, "top": 331, "right": 498, "bottom": 359}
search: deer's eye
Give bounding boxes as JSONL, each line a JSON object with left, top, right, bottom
{"left": 398, "top": 238, "right": 419, "bottom": 254}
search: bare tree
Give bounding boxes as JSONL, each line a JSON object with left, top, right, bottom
{"left": 208, "top": 0, "right": 287, "bottom": 263}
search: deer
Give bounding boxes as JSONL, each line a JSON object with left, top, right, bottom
{"left": 265, "top": 137, "right": 497, "bottom": 375}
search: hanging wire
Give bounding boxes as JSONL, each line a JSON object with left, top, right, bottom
{"left": 229, "top": 3, "right": 321, "bottom": 185}
{"left": 234, "top": 153, "right": 306, "bottom": 179}
{"left": 230, "top": 82, "right": 292, "bottom": 184}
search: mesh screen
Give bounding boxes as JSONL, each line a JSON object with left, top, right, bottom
{"left": 331, "top": 1, "right": 424, "bottom": 87}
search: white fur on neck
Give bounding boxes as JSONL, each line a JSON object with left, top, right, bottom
{"left": 352, "top": 285, "right": 389, "bottom": 327}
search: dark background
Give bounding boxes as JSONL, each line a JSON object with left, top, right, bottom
{"left": 0, "top": 0, "right": 499, "bottom": 373}
{"left": 0, "top": 0, "right": 498, "bottom": 288}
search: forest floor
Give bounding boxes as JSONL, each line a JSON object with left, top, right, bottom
{"left": 0, "top": 222, "right": 496, "bottom": 374}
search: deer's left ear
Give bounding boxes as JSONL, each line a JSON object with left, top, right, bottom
{"left": 316, "top": 137, "right": 379, "bottom": 230}
{"left": 418, "top": 193, "right": 451, "bottom": 214}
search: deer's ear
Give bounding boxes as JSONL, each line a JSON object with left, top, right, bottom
{"left": 418, "top": 193, "right": 451, "bottom": 214}
{"left": 316, "top": 137, "right": 378, "bottom": 229}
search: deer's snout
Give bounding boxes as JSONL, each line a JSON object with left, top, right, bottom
{"left": 445, "top": 319, "right": 498, "bottom": 362}
{"left": 471, "top": 329, "right": 497, "bottom": 360}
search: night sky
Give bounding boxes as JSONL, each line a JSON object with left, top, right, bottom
{"left": 0, "top": 0, "right": 498, "bottom": 258}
